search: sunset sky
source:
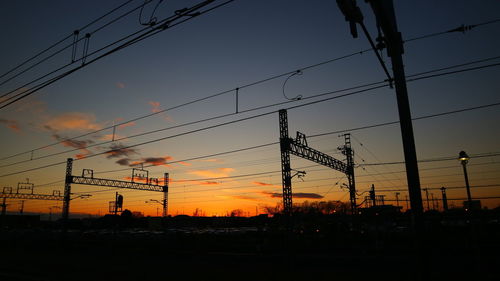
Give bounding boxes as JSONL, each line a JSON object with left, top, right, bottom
{"left": 0, "top": 0, "right": 499, "bottom": 218}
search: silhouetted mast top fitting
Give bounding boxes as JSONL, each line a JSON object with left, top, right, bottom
{"left": 279, "top": 109, "right": 356, "bottom": 215}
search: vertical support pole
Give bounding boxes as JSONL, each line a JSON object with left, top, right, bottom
{"left": 279, "top": 109, "right": 293, "bottom": 215}
{"left": 62, "top": 158, "right": 73, "bottom": 221}
{"left": 114, "top": 192, "right": 118, "bottom": 215}
{"left": 367, "top": 0, "right": 424, "bottom": 227}
{"left": 441, "top": 187, "right": 448, "bottom": 211}
{"left": 462, "top": 162, "right": 473, "bottom": 206}
{"left": 424, "top": 188, "right": 430, "bottom": 211}
{"left": 1, "top": 198, "right": 6, "bottom": 216}
{"left": 343, "top": 133, "right": 357, "bottom": 213}
{"left": 112, "top": 125, "right": 116, "bottom": 142}
{"left": 20, "top": 200, "right": 25, "bottom": 215}
{"left": 235, "top": 88, "right": 239, "bottom": 114}
{"left": 163, "top": 173, "right": 169, "bottom": 217}
{"left": 369, "top": 184, "right": 376, "bottom": 207}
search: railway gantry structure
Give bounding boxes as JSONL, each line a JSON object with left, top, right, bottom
{"left": 1, "top": 181, "right": 66, "bottom": 215}
{"left": 62, "top": 158, "right": 169, "bottom": 220}
{"left": 279, "top": 109, "right": 356, "bottom": 215}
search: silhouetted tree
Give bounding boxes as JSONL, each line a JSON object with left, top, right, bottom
{"left": 230, "top": 209, "right": 244, "bottom": 217}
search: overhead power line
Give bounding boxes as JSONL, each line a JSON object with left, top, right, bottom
{"left": 1, "top": 93, "right": 499, "bottom": 179}
{"left": 0, "top": 59, "right": 499, "bottom": 177}
{"left": 1, "top": 16, "right": 499, "bottom": 160}
{"left": 0, "top": 60, "right": 499, "bottom": 177}
{"left": 0, "top": 0, "right": 152, "bottom": 90}
{"left": 1, "top": 52, "right": 499, "bottom": 166}
{"left": 0, "top": 0, "right": 235, "bottom": 109}
{"left": 0, "top": 0, "right": 136, "bottom": 83}
{"left": 403, "top": 18, "right": 500, "bottom": 43}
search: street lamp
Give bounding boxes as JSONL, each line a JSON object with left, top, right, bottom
{"left": 458, "top": 150, "right": 472, "bottom": 208}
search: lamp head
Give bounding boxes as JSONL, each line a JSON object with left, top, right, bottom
{"left": 458, "top": 150, "right": 469, "bottom": 163}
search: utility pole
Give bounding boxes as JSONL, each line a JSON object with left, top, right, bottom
{"left": 369, "top": 184, "right": 376, "bottom": 207}
{"left": 431, "top": 193, "right": 435, "bottom": 210}
{"left": 441, "top": 187, "right": 448, "bottom": 211}
{"left": 424, "top": 188, "right": 430, "bottom": 211}
{"left": 1, "top": 198, "right": 6, "bottom": 216}
{"left": 366, "top": 0, "right": 424, "bottom": 219}
{"left": 114, "top": 192, "right": 119, "bottom": 215}
{"left": 19, "top": 200, "right": 25, "bottom": 214}
{"left": 337, "top": 0, "right": 423, "bottom": 226}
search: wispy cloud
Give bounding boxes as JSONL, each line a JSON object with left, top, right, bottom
{"left": 44, "top": 112, "right": 102, "bottom": 131}
{"left": 148, "top": 101, "right": 174, "bottom": 122}
{"left": 189, "top": 168, "right": 235, "bottom": 178}
{"left": 116, "top": 158, "right": 131, "bottom": 166}
{"left": 174, "top": 179, "right": 221, "bottom": 186}
{"left": 199, "top": 158, "right": 223, "bottom": 163}
{"left": 0, "top": 118, "right": 21, "bottom": 133}
{"left": 252, "top": 181, "right": 277, "bottom": 187}
{"left": 140, "top": 156, "right": 172, "bottom": 167}
{"left": 98, "top": 133, "right": 126, "bottom": 141}
{"left": 232, "top": 195, "right": 259, "bottom": 201}
{"left": 117, "top": 121, "right": 135, "bottom": 129}
{"left": 53, "top": 134, "right": 94, "bottom": 149}
{"left": 261, "top": 191, "right": 324, "bottom": 199}
{"left": 149, "top": 101, "right": 161, "bottom": 113}
{"left": 105, "top": 143, "right": 139, "bottom": 159}
{"left": 115, "top": 155, "right": 173, "bottom": 167}
{"left": 52, "top": 134, "right": 94, "bottom": 159}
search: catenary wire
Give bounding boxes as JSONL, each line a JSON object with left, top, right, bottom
{"left": 2, "top": 17, "right": 499, "bottom": 159}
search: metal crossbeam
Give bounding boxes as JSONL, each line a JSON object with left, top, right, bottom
{"left": 71, "top": 176, "right": 164, "bottom": 192}
{"left": 62, "top": 158, "right": 169, "bottom": 221}
{"left": 279, "top": 109, "right": 356, "bottom": 215}
{"left": 0, "top": 193, "right": 63, "bottom": 201}
{"left": 289, "top": 140, "right": 348, "bottom": 173}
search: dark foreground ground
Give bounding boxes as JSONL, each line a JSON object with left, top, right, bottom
{"left": 1, "top": 211, "right": 499, "bottom": 281}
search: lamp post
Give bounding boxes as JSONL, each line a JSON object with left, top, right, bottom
{"left": 458, "top": 150, "right": 472, "bottom": 208}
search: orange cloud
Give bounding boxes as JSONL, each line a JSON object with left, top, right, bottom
{"left": 117, "top": 121, "right": 135, "bottom": 129}
{"left": 172, "top": 178, "right": 221, "bottom": 185}
{"left": 141, "top": 156, "right": 172, "bottom": 167}
{"left": 148, "top": 101, "right": 174, "bottom": 122}
{"left": 199, "top": 159, "right": 223, "bottom": 163}
{"left": 189, "top": 168, "right": 235, "bottom": 178}
{"left": 176, "top": 161, "right": 192, "bottom": 166}
{"left": 253, "top": 181, "right": 275, "bottom": 187}
{"left": 75, "top": 152, "right": 90, "bottom": 159}
{"left": 0, "top": 118, "right": 21, "bottom": 133}
{"left": 45, "top": 112, "right": 101, "bottom": 131}
{"left": 232, "top": 195, "right": 259, "bottom": 201}
{"left": 99, "top": 133, "right": 126, "bottom": 141}
{"left": 149, "top": 101, "right": 161, "bottom": 113}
